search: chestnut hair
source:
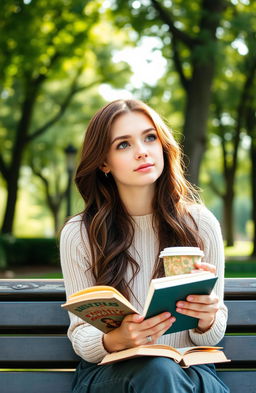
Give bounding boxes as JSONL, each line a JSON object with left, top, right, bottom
{"left": 75, "top": 99, "right": 202, "bottom": 300}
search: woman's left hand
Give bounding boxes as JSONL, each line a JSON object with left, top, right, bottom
{"left": 176, "top": 261, "right": 219, "bottom": 333}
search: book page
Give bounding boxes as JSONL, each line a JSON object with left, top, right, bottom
{"left": 69, "top": 285, "right": 126, "bottom": 301}
{"left": 177, "top": 346, "right": 223, "bottom": 355}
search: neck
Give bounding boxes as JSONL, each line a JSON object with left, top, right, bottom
{"left": 118, "top": 185, "right": 155, "bottom": 216}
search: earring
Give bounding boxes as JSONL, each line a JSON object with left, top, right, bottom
{"left": 105, "top": 172, "right": 108, "bottom": 178}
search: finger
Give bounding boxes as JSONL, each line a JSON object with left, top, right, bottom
{"left": 123, "top": 314, "right": 144, "bottom": 324}
{"left": 140, "top": 312, "right": 172, "bottom": 330}
{"left": 194, "top": 262, "right": 216, "bottom": 274}
{"left": 143, "top": 317, "right": 176, "bottom": 344}
{"left": 176, "top": 300, "right": 219, "bottom": 315}
{"left": 176, "top": 307, "right": 209, "bottom": 319}
{"left": 177, "top": 296, "right": 219, "bottom": 310}
{"left": 186, "top": 294, "right": 219, "bottom": 305}
{"left": 143, "top": 315, "right": 176, "bottom": 336}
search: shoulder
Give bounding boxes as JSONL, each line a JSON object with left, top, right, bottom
{"left": 60, "top": 215, "right": 83, "bottom": 243}
{"left": 187, "top": 203, "right": 220, "bottom": 229}
{"left": 187, "top": 203, "right": 223, "bottom": 251}
{"left": 60, "top": 214, "right": 90, "bottom": 255}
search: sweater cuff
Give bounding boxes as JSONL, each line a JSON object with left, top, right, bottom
{"left": 189, "top": 308, "right": 227, "bottom": 346}
{"left": 71, "top": 325, "right": 109, "bottom": 363}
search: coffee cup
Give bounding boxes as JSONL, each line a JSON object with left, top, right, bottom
{"left": 159, "top": 247, "right": 204, "bottom": 276}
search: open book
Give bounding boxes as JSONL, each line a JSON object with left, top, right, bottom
{"left": 62, "top": 270, "right": 217, "bottom": 334}
{"left": 99, "top": 344, "right": 230, "bottom": 367}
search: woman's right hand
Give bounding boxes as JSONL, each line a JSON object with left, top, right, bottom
{"left": 103, "top": 312, "right": 175, "bottom": 353}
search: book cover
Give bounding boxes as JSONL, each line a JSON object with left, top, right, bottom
{"left": 144, "top": 276, "right": 218, "bottom": 334}
{"left": 62, "top": 290, "right": 137, "bottom": 333}
{"left": 99, "top": 344, "right": 230, "bottom": 367}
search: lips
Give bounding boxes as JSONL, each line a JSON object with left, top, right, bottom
{"left": 134, "top": 163, "right": 154, "bottom": 171}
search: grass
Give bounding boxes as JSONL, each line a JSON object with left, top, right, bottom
{"left": 224, "top": 241, "right": 253, "bottom": 258}
{"left": 1, "top": 240, "right": 255, "bottom": 279}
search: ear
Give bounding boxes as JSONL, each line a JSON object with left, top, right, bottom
{"left": 99, "top": 162, "right": 110, "bottom": 175}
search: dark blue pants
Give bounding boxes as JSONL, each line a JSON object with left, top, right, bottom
{"left": 72, "top": 357, "right": 230, "bottom": 393}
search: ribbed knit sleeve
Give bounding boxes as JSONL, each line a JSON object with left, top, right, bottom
{"left": 60, "top": 216, "right": 109, "bottom": 363}
{"left": 188, "top": 206, "right": 228, "bottom": 346}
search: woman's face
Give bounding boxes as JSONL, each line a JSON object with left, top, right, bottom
{"left": 103, "top": 111, "right": 164, "bottom": 192}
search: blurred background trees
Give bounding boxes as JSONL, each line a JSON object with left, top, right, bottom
{"left": 0, "top": 0, "right": 255, "bottom": 272}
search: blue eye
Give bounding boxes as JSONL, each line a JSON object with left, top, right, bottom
{"left": 145, "top": 134, "right": 157, "bottom": 142}
{"left": 117, "top": 141, "right": 130, "bottom": 150}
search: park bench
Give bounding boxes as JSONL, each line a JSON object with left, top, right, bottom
{"left": 0, "top": 278, "right": 255, "bottom": 393}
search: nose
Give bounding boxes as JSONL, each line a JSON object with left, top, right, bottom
{"left": 135, "top": 151, "right": 148, "bottom": 160}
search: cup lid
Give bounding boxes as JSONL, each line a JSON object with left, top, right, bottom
{"left": 159, "top": 246, "right": 204, "bottom": 258}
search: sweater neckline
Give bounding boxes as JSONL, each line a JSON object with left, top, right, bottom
{"left": 131, "top": 213, "right": 153, "bottom": 230}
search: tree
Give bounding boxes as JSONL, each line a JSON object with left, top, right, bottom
{"left": 113, "top": 0, "right": 228, "bottom": 184}
{"left": 26, "top": 92, "right": 107, "bottom": 235}
{"left": 244, "top": 29, "right": 256, "bottom": 256}
{"left": 207, "top": 8, "right": 256, "bottom": 246}
{"left": 0, "top": 0, "right": 130, "bottom": 234}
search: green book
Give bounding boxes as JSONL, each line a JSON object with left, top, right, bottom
{"left": 144, "top": 273, "right": 218, "bottom": 334}
{"left": 62, "top": 271, "right": 217, "bottom": 335}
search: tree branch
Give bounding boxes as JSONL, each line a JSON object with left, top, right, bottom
{"left": 26, "top": 74, "right": 101, "bottom": 143}
{"left": 30, "top": 161, "right": 52, "bottom": 204}
{"left": 150, "top": 0, "right": 198, "bottom": 49}
{"left": 172, "top": 35, "right": 189, "bottom": 91}
{"left": 26, "top": 63, "right": 129, "bottom": 143}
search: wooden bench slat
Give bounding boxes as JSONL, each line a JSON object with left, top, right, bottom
{"left": 1, "top": 278, "right": 256, "bottom": 299}
{"left": 1, "top": 301, "right": 69, "bottom": 330}
{"left": 0, "top": 335, "right": 255, "bottom": 366}
{"left": 224, "top": 278, "right": 256, "bottom": 300}
{"left": 0, "top": 280, "right": 66, "bottom": 300}
{"left": 1, "top": 300, "right": 256, "bottom": 332}
{"left": 219, "top": 335, "right": 256, "bottom": 365}
{"left": 0, "top": 372, "right": 73, "bottom": 393}
{"left": 0, "top": 370, "right": 255, "bottom": 393}
{"left": 217, "top": 371, "right": 256, "bottom": 393}
{"left": 0, "top": 336, "right": 79, "bottom": 366}
{"left": 225, "top": 300, "right": 256, "bottom": 331}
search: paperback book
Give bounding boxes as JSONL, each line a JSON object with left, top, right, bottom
{"left": 62, "top": 271, "right": 217, "bottom": 334}
{"left": 99, "top": 344, "right": 230, "bottom": 367}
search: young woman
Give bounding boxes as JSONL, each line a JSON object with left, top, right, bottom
{"left": 60, "top": 99, "right": 229, "bottom": 393}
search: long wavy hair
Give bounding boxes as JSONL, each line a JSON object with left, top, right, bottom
{"left": 75, "top": 99, "right": 203, "bottom": 300}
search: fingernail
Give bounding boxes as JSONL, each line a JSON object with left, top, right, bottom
{"left": 187, "top": 296, "right": 193, "bottom": 301}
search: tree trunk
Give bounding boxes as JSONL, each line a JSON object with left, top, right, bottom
{"left": 251, "top": 140, "right": 256, "bottom": 256}
{"left": 1, "top": 81, "right": 39, "bottom": 234}
{"left": 223, "top": 183, "right": 235, "bottom": 247}
{"left": 180, "top": 0, "right": 226, "bottom": 184}
{"left": 183, "top": 64, "right": 215, "bottom": 185}
{"left": 52, "top": 207, "right": 61, "bottom": 237}
{"left": 1, "top": 165, "right": 21, "bottom": 235}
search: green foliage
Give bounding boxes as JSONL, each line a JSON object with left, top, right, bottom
{"left": 0, "top": 0, "right": 133, "bottom": 234}
{"left": 0, "top": 235, "right": 59, "bottom": 267}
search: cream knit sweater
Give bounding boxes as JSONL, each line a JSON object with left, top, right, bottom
{"left": 60, "top": 204, "right": 227, "bottom": 363}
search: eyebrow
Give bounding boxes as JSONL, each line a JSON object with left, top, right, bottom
{"left": 111, "top": 127, "right": 156, "bottom": 145}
